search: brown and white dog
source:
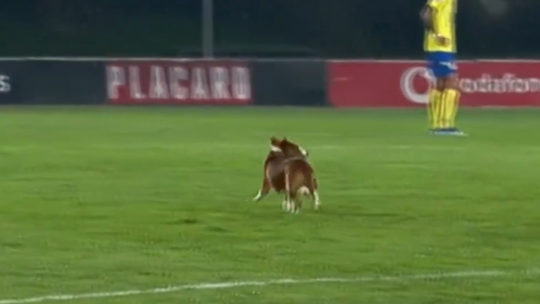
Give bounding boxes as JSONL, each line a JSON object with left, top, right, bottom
{"left": 253, "top": 137, "right": 320, "bottom": 213}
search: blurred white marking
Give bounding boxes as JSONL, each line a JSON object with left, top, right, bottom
{"left": 0, "top": 268, "right": 538, "bottom": 304}
{"left": 0, "top": 144, "right": 471, "bottom": 152}
{"left": 298, "top": 186, "right": 310, "bottom": 195}
{"left": 270, "top": 145, "right": 282, "bottom": 152}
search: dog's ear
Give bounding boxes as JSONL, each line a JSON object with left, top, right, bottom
{"left": 279, "top": 137, "right": 290, "bottom": 149}
{"left": 270, "top": 137, "right": 281, "bottom": 146}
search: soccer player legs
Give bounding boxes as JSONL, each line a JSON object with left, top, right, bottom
{"left": 421, "top": 0, "right": 464, "bottom": 135}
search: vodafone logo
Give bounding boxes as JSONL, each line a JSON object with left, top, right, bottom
{"left": 400, "top": 67, "right": 434, "bottom": 104}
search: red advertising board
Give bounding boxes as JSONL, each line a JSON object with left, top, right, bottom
{"left": 106, "top": 60, "right": 252, "bottom": 105}
{"left": 328, "top": 60, "right": 540, "bottom": 107}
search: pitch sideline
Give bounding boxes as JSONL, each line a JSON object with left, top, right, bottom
{"left": 0, "top": 268, "right": 538, "bottom": 304}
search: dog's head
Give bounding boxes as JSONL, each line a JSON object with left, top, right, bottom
{"left": 270, "top": 137, "right": 308, "bottom": 157}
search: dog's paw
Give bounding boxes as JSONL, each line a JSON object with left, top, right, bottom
{"left": 252, "top": 190, "right": 263, "bottom": 202}
{"left": 282, "top": 200, "right": 288, "bottom": 211}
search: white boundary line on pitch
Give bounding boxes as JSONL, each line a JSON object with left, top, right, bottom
{"left": 1, "top": 144, "right": 469, "bottom": 152}
{"left": 1, "top": 268, "right": 538, "bottom": 304}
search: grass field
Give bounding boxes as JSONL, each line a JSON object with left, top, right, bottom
{"left": 1, "top": 107, "right": 540, "bottom": 304}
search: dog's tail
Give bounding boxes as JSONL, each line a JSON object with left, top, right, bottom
{"left": 298, "top": 186, "right": 311, "bottom": 196}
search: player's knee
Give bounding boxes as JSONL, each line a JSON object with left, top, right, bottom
{"left": 450, "top": 79, "right": 460, "bottom": 90}
{"left": 442, "top": 75, "right": 459, "bottom": 90}
{"left": 435, "top": 79, "right": 445, "bottom": 91}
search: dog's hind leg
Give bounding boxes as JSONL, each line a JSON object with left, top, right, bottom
{"left": 311, "top": 177, "right": 321, "bottom": 210}
{"left": 284, "top": 169, "right": 293, "bottom": 212}
{"left": 293, "top": 197, "right": 303, "bottom": 214}
{"left": 313, "top": 191, "right": 321, "bottom": 210}
{"left": 253, "top": 177, "right": 271, "bottom": 202}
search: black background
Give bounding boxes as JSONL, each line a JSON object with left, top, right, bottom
{"left": 0, "top": 61, "right": 106, "bottom": 105}
{"left": 251, "top": 60, "right": 327, "bottom": 106}
{"left": 0, "top": 0, "right": 536, "bottom": 58}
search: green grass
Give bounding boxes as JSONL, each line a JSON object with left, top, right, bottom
{"left": 1, "top": 107, "right": 540, "bottom": 304}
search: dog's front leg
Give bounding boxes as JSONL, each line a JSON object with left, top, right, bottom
{"left": 282, "top": 196, "right": 288, "bottom": 211}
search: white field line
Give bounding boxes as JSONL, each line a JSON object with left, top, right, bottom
{"left": 6, "top": 142, "right": 540, "bottom": 153}
{"left": 0, "top": 268, "right": 538, "bottom": 304}
{"left": 90, "top": 143, "right": 468, "bottom": 152}
{"left": 1, "top": 143, "right": 468, "bottom": 152}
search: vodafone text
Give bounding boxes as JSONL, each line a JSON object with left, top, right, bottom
{"left": 329, "top": 60, "right": 540, "bottom": 107}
